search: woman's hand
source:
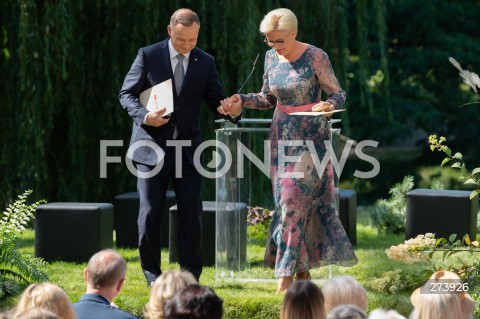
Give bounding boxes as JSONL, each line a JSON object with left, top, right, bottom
{"left": 312, "top": 101, "right": 335, "bottom": 117}
{"left": 218, "top": 94, "right": 242, "bottom": 117}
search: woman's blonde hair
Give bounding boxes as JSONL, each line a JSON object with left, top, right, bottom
{"left": 14, "top": 283, "right": 76, "bottom": 319}
{"left": 410, "top": 270, "right": 475, "bottom": 319}
{"left": 321, "top": 275, "right": 368, "bottom": 314}
{"left": 259, "top": 8, "right": 298, "bottom": 34}
{"left": 144, "top": 271, "right": 197, "bottom": 319}
{"left": 410, "top": 292, "right": 464, "bottom": 319}
{"left": 15, "top": 308, "right": 60, "bottom": 319}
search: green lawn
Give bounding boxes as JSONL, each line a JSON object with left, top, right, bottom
{"left": 0, "top": 207, "right": 451, "bottom": 318}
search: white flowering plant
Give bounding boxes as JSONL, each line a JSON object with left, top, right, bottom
{"left": 385, "top": 233, "right": 480, "bottom": 295}
{"left": 386, "top": 233, "right": 437, "bottom": 264}
{"left": 366, "top": 269, "right": 418, "bottom": 294}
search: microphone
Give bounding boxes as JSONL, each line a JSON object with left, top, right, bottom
{"left": 237, "top": 53, "right": 260, "bottom": 94}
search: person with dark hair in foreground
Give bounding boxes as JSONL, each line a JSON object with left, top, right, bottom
{"left": 163, "top": 285, "right": 223, "bottom": 319}
{"left": 280, "top": 280, "right": 325, "bottom": 319}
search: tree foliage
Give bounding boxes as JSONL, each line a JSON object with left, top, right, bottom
{"left": 0, "top": 0, "right": 479, "bottom": 206}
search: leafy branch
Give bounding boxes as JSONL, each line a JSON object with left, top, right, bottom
{"left": 418, "top": 234, "right": 480, "bottom": 261}
{"left": 428, "top": 135, "right": 480, "bottom": 200}
{"left": 427, "top": 58, "right": 480, "bottom": 199}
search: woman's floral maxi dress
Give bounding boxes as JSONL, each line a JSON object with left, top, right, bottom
{"left": 241, "top": 45, "right": 358, "bottom": 277}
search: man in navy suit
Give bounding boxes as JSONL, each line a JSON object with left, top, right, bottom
{"left": 73, "top": 249, "right": 138, "bottom": 319}
{"left": 119, "top": 8, "right": 240, "bottom": 286}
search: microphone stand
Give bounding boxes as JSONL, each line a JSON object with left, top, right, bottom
{"left": 224, "top": 53, "right": 260, "bottom": 234}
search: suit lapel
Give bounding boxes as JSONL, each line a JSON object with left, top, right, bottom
{"left": 158, "top": 41, "right": 173, "bottom": 82}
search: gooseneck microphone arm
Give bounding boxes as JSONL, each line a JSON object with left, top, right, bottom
{"left": 225, "top": 53, "right": 260, "bottom": 223}
{"left": 237, "top": 53, "right": 260, "bottom": 94}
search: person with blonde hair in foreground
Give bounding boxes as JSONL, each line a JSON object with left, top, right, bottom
{"left": 15, "top": 308, "right": 60, "bottom": 319}
{"left": 410, "top": 292, "right": 464, "bottom": 319}
{"left": 280, "top": 281, "right": 326, "bottom": 319}
{"left": 144, "top": 271, "right": 197, "bottom": 319}
{"left": 321, "top": 275, "right": 368, "bottom": 314}
{"left": 14, "top": 282, "right": 77, "bottom": 319}
{"left": 410, "top": 270, "right": 475, "bottom": 319}
{"left": 368, "top": 308, "right": 406, "bottom": 319}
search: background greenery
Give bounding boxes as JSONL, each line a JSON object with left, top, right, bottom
{"left": 1, "top": 0, "right": 480, "bottom": 207}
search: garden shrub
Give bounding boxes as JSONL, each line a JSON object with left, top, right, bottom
{"left": 370, "top": 175, "right": 414, "bottom": 234}
{"left": 0, "top": 190, "right": 48, "bottom": 300}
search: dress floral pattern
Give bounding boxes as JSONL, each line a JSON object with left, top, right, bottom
{"left": 241, "top": 45, "right": 358, "bottom": 277}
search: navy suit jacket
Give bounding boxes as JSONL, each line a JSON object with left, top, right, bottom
{"left": 119, "top": 38, "right": 236, "bottom": 166}
{"left": 73, "top": 293, "right": 138, "bottom": 319}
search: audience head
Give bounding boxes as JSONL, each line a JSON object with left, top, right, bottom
{"left": 15, "top": 308, "right": 60, "bottom": 319}
{"left": 410, "top": 270, "right": 475, "bottom": 319}
{"left": 84, "top": 249, "right": 127, "bottom": 302}
{"left": 322, "top": 275, "right": 368, "bottom": 314}
{"left": 410, "top": 292, "right": 464, "bottom": 319}
{"left": 14, "top": 282, "right": 76, "bottom": 319}
{"left": 368, "top": 308, "right": 406, "bottom": 319}
{"left": 85, "top": 249, "right": 127, "bottom": 290}
{"left": 327, "top": 304, "right": 367, "bottom": 319}
{"left": 144, "top": 271, "right": 197, "bottom": 319}
{"left": 163, "top": 284, "right": 223, "bottom": 319}
{"left": 281, "top": 280, "right": 325, "bottom": 319}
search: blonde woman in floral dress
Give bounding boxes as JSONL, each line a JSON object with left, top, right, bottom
{"left": 219, "top": 8, "right": 357, "bottom": 292}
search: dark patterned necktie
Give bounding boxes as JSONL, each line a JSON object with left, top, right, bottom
{"left": 174, "top": 54, "right": 185, "bottom": 96}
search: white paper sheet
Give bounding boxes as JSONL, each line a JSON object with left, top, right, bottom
{"left": 290, "top": 109, "right": 346, "bottom": 116}
{"left": 139, "top": 79, "right": 174, "bottom": 116}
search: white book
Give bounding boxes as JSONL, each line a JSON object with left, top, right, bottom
{"left": 139, "top": 79, "right": 174, "bottom": 116}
